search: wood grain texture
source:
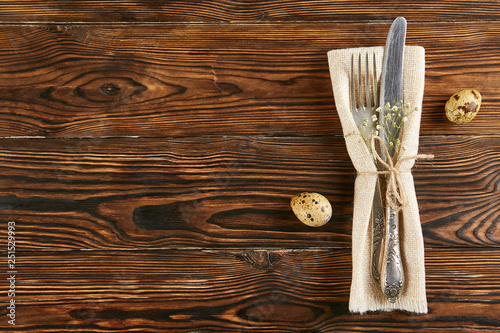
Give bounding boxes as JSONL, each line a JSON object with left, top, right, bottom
{"left": 0, "top": 135, "right": 497, "bottom": 251}
{"left": 0, "top": 23, "right": 498, "bottom": 138}
{"left": 0, "top": 2, "right": 498, "bottom": 331}
{"left": 0, "top": 0, "right": 498, "bottom": 23}
{"left": 0, "top": 248, "right": 498, "bottom": 332}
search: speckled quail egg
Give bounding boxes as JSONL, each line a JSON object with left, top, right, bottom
{"left": 445, "top": 88, "right": 482, "bottom": 124}
{"left": 290, "top": 192, "right": 332, "bottom": 227}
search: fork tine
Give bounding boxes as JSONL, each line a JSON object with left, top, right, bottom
{"left": 365, "top": 53, "right": 371, "bottom": 109}
{"left": 372, "top": 53, "right": 378, "bottom": 107}
{"left": 350, "top": 52, "right": 379, "bottom": 119}
{"left": 358, "top": 53, "right": 363, "bottom": 109}
{"left": 350, "top": 54, "right": 356, "bottom": 111}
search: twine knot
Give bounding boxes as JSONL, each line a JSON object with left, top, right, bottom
{"left": 369, "top": 136, "right": 434, "bottom": 211}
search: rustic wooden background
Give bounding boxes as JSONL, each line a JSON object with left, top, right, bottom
{"left": 0, "top": 1, "right": 498, "bottom": 332}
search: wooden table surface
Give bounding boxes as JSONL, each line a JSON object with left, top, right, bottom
{"left": 0, "top": 1, "right": 498, "bottom": 332}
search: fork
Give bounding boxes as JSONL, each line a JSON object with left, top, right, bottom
{"left": 350, "top": 53, "right": 385, "bottom": 289}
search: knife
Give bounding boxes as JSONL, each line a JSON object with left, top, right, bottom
{"left": 378, "top": 16, "right": 407, "bottom": 303}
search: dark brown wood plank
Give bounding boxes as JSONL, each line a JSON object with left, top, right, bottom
{"left": 0, "top": 248, "right": 498, "bottom": 332}
{"left": 0, "top": 23, "right": 497, "bottom": 138}
{"left": 0, "top": 135, "right": 497, "bottom": 250}
{"left": 0, "top": 0, "right": 498, "bottom": 23}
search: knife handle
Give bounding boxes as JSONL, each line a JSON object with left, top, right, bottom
{"left": 381, "top": 205, "right": 404, "bottom": 303}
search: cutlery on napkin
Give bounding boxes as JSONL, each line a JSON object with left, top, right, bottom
{"left": 327, "top": 45, "right": 428, "bottom": 314}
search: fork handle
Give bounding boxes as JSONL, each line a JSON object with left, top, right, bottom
{"left": 380, "top": 204, "right": 404, "bottom": 303}
{"left": 371, "top": 178, "right": 384, "bottom": 287}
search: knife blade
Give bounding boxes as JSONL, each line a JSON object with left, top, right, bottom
{"left": 378, "top": 16, "right": 407, "bottom": 303}
{"left": 380, "top": 17, "right": 406, "bottom": 122}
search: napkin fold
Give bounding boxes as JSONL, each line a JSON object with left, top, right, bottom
{"left": 327, "top": 46, "right": 428, "bottom": 314}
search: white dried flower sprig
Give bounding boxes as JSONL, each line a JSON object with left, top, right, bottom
{"left": 347, "top": 102, "right": 420, "bottom": 163}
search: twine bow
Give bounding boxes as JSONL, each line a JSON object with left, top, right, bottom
{"left": 369, "top": 136, "right": 434, "bottom": 211}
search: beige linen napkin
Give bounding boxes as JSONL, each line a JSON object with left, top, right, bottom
{"left": 327, "top": 46, "right": 428, "bottom": 313}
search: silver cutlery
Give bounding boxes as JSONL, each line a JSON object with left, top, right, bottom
{"left": 378, "top": 16, "right": 407, "bottom": 303}
{"left": 349, "top": 52, "right": 385, "bottom": 288}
